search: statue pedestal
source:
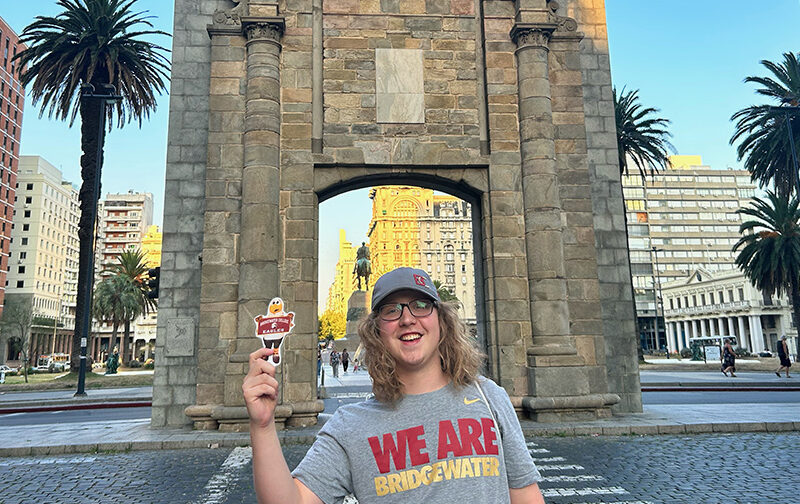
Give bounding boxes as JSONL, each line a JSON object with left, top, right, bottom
{"left": 343, "top": 290, "right": 367, "bottom": 351}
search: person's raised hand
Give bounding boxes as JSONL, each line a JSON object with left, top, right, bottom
{"left": 243, "top": 347, "right": 279, "bottom": 429}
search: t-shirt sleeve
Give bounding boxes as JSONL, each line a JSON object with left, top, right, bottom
{"left": 483, "top": 379, "right": 542, "bottom": 489}
{"left": 291, "top": 411, "right": 353, "bottom": 504}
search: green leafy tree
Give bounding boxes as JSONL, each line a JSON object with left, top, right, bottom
{"left": 93, "top": 275, "right": 141, "bottom": 366}
{"left": 104, "top": 249, "right": 157, "bottom": 364}
{"left": 0, "top": 296, "right": 34, "bottom": 383}
{"left": 433, "top": 280, "right": 459, "bottom": 303}
{"left": 731, "top": 52, "right": 800, "bottom": 198}
{"left": 14, "top": 0, "right": 170, "bottom": 373}
{"left": 318, "top": 310, "right": 346, "bottom": 340}
{"left": 614, "top": 86, "right": 674, "bottom": 360}
{"left": 733, "top": 191, "right": 800, "bottom": 338}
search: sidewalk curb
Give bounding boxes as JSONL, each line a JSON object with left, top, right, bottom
{"left": 0, "top": 401, "right": 152, "bottom": 414}
{"left": 2, "top": 421, "right": 798, "bottom": 458}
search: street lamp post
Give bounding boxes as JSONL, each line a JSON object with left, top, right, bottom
{"left": 651, "top": 246, "right": 664, "bottom": 353}
{"left": 74, "top": 84, "right": 122, "bottom": 398}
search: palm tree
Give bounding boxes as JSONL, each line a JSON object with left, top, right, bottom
{"left": 14, "top": 0, "right": 170, "bottom": 373}
{"left": 733, "top": 191, "right": 800, "bottom": 341}
{"left": 730, "top": 52, "right": 800, "bottom": 199}
{"left": 93, "top": 275, "right": 141, "bottom": 366}
{"left": 614, "top": 87, "right": 674, "bottom": 359}
{"left": 104, "top": 249, "right": 157, "bottom": 364}
{"left": 614, "top": 87, "right": 675, "bottom": 178}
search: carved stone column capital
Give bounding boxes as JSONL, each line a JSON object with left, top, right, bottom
{"left": 510, "top": 25, "right": 555, "bottom": 50}
{"left": 242, "top": 18, "right": 285, "bottom": 44}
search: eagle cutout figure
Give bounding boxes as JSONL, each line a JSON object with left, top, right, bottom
{"left": 254, "top": 297, "right": 295, "bottom": 366}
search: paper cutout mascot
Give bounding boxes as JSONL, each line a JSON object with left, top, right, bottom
{"left": 254, "top": 297, "right": 295, "bottom": 366}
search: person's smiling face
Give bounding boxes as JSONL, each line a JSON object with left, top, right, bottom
{"left": 378, "top": 289, "right": 441, "bottom": 376}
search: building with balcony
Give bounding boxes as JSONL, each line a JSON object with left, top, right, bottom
{"left": 661, "top": 267, "right": 797, "bottom": 357}
{"left": 622, "top": 155, "right": 757, "bottom": 350}
{"left": 4, "top": 156, "right": 79, "bottom": 362}
{"left": 0, "top": 17, "right": 25, "bottom": 320}
{"left": 96, "top": 191, "right": 154, "bottom": 274}
{"left": 362, "top": 186, "right": 475, "bottom": 321}
{"left": 91, "top": 191, "right": 153, "bottom": 363}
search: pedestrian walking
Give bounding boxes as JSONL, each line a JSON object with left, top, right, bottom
{"left": 341, "top": 348, "right": 349, "bottom": 373}
{"left": 721, "top": 338, "right": 737, "bottom": 377}
{"left": 330, "top": 349, "right": 340, "bottom": 378}
{"left": 317, "top": 346, "right": 322, "bottom": 378}
{"left": 775, "top": 335, "right": 792, "bottom": 378}
{"left": 243, "top": 266, "right": 544, "bottom": 504}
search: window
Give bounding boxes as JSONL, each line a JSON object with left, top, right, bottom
{"left": 17, "top": 266, "right": 24, "bottom": 274}
{"left": 16, "top": 280, "right": 23, "bottom": 288}
{"left": 24, "top": 210, "right": 30, "bottom": 218}
{"left": 26, "top": 183, "right": 32, "bottom": 190}
{"left": 22, "top": 224, "right": 28, "bottom": 231}
{"left": 21, "top": 237, "right": 27, "bottom": 245}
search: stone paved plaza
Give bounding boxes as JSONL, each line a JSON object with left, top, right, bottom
{"left": 1, "top": 433, "right": 797, "bottom": 503}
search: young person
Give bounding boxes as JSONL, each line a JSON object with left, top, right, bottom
{"left": 243, "top": 267, "right": 544, "bottom": 504}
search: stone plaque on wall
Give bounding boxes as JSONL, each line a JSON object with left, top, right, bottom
{"left": 165, "top": 318, "right": 196, "bottom": 357}
{"left": 375, "top": 48, "right": 424, "bottom": 124}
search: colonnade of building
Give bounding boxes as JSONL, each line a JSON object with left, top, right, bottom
{"left": 664, "top": 315, "right": 773, "bottom": 354}
{"left": 27, "top": 332, "right": 73, "bottom": 362}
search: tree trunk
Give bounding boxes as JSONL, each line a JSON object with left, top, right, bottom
{"left": 790, "top": 276, "right": 800, "bottom": 360}
{"left": 70, "top": 90, "right": 104, "bottom": 373}
{"left": 123, "top": 319, "right": 132, "bottom": 365}
{"left": 109, "top": 322, "right": 120, "bottom": 360}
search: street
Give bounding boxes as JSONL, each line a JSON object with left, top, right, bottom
{"left": 0, "top": 433, "right": 796, "bottom": 503}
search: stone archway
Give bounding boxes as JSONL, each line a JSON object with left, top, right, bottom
{"left": 153, "top": 0, "right": 641, "bottom": 430}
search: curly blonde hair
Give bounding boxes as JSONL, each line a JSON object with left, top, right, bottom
{"left": 357, "top": 300, "right": 484, "bottom": 403}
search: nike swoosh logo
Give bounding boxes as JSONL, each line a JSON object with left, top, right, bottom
{"left": 464, "top": 397, "right": 480, "bottom": 405}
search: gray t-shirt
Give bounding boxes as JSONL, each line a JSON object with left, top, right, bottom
{"left": 292, "top": 377, "right": 540, "bottom": 503}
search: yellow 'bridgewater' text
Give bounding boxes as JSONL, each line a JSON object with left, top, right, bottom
{"left": 374, "top": 456, "right": 500, "bottom": 496}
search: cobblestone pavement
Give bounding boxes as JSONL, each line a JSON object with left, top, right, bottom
{"left": 1, "top": 433, "right": 797, "bottom": 503}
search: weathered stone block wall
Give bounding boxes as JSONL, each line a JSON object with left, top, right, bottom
{"left": 152, "top": 0, "right": 231, "bottom": 427}
{"left": 481, "top": 0, "right": 530, "bottom": 398}
{"left": 318, "top": 1, "right": 483, "bottom": 165}
{"left": 567, "top": 0, "right": 642, "bottom": 413}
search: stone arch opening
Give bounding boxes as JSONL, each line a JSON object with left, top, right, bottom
{"left": 314, "top": 169, "right": 491, "bottom": 369}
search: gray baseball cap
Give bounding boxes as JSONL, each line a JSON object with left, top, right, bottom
{"left": 371, "top": 267, "right": 441, "bottom": 308}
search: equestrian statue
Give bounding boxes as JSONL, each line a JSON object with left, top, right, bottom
{"left": 353, "top": 242, "right": 371, "bottom": 290}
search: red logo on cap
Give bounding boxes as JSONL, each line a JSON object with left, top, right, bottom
{"left": 413, "top": 274, "right": 426, "bottom": 287}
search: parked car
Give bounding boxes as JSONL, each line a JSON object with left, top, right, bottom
{"left": 0, "top": 364, "right": 16, "bottom": 373}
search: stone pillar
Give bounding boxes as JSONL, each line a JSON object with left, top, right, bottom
{"left": 666, "top": 322, "right": 676, "bottom": 353}
{"left": 738, "top": 316, "right": 748, "bottom": 350}
{"left": 709, "top": 317, "right": 717, "bottom": 337}
{"left": 512, "top": 15, "right": 615, "bottom": 420}
{"left": 700, "top": 319, "right": 707, "bottom": 338}
{"left": 727, "top": 317, "right": 736, "bottom": 343}
{"left": 751, "top": 315, "right": 765, "bottom": 352}
{"left": 225, "top": 18, "right": 287, "bottom": 432}
{"left": 683, "top": 320, "right": 691, "bottom": 348}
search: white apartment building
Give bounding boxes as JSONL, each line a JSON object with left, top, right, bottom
{"left": 5, "top": 156, "right": 79, "bottom": 359}
{"left": 662, "top": 268, "right": 797, "bottom": 358}
{"left": 623, "top": 155, "right": 757, "bottom": 350}
{"left": 96, "top": 191, "right": 153, "bottom": 273}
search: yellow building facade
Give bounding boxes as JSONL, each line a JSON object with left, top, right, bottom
{"left": 141, "top": 225, "right": 162, "bottom": 267}
{"left": 326, "top": 186, "right": 475, "bottom": 320}
{"left": 325, "top": 229, "right": 358, "bottom": 315}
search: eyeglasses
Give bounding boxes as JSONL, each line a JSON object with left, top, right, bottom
{"left": 377, "top": 298, "right": 437, "bottom": 321}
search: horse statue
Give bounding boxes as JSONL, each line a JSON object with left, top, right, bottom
{"left": 353, "top": 242, "right": 371, "bottom": 290}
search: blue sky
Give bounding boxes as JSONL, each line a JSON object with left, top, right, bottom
{"left": 3, "top": 1, "right": 800, "bottom": 309}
